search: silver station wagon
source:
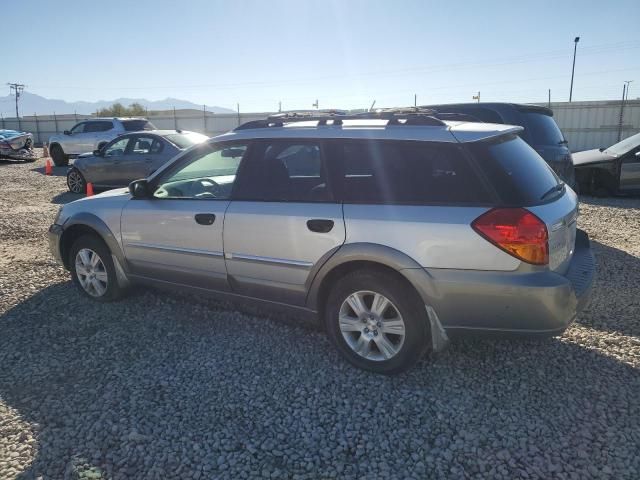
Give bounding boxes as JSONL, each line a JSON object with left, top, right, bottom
{"left": 49, "top": 109, "right": 595, "bottom": 374}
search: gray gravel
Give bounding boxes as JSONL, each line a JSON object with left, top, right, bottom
{"left": 0, "top": 154, "right": 639, "bottom": 480}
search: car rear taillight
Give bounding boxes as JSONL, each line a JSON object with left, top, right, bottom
{"left": 472, "top": 208, "right": 549, "bottom": 265}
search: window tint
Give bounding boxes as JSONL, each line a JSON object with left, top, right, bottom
{"left": 522, "top": 112, "right": 565, "bottom": 145}
{"left": 236, "top": 141, "right": 330, "bottom": 202}
{"left": 121, "top": 120, "right": 155, "bottom": 131}
{"left": 104, "top": 137, "right": 130, "bottom": 157}
{"left": 131, "top": 136, "right": 161, "bottom": 155}
{"left": 153, "top": 143, "right": 247, "bottom": 200}
{"left": 466, "top": 134, "right": 561, "bottom": 205}
{"left": 85, "top": 121, "right": 113, "bottom": 133}
{"left": 70, "top": 123, "right": 85, "bottom": 134}
{"left": 338, "top": 140, "right": 490, "bottom": 204}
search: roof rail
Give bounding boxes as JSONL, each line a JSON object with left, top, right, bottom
{"left": 235, "top": 107, "right": 446, "bottom": 130}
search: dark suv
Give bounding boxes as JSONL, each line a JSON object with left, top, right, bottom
{"left": 424, "top": 103, "right": 575, "bottom": 186}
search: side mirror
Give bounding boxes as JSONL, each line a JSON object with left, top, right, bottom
{"left": 129, "top": 179, "right": 150, "bottom": 199}
{"left": 93, "top": 149, "right": 103, "bottom": 157}
{"left": 63, "top": 130, "right": 71, "bottom": 135}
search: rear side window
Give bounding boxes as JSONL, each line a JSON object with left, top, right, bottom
{"left": 466, "top": 134, "right": 561, "bottom": 205}
{"left": 522, "top": 112, "right": 565, "bottom": 145}
{"left": 121, "top": 120, "right": 155, "bottom": 131}
{"left": 85, "top": 121, "right": 113, "bottom": 132}
{"left": 337, "top": 140, "right": 490, "bottom": 204}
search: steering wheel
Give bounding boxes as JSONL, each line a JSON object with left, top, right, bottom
{"left": 194, "top": 178, "right": 221, "bottom": 198}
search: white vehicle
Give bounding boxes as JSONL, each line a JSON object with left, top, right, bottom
{"left": 47, "top": 118, "right": 155, "bottom": 166}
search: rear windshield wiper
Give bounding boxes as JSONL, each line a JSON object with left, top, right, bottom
{"left": 540, "top": 182, "right": 565, "bottom": 201}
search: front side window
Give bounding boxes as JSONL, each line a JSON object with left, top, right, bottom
{"left": 338, "top": 140, "right": 490, "bottom": 204}
{"left": 236, "top": 141, "right": 330, "bottom": 202}
{"left": 153, "top": 143, "right": 247, "bottom": 200}
{"left": 104, "top": 137, "right": 130, "bottom": 157}
{"left": 70, "top": 123, "right": 85, "bottom": 134}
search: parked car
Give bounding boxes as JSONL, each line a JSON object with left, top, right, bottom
{"left": 573, "top": 132, "right": 640, "bottom": 196}
{"left": 66, "top": 130, "right": 209, "bottom": 193}
{"left": 48, "top": 118, "right": 156, "bottom": 166}
{"left": 422, "top": 103, "right": 576, "bottom": 186}
{"left": 0, "top": 129, "right": 37, "bottom": 161}
{"left": 49, "top": 110, "right": 595, "bottom": 374}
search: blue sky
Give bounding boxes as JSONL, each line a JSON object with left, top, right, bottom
{"left": 3, "top": 0, "right": 639, "bottom": 112}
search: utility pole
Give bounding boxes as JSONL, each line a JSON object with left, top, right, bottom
{"left": 569, "top": 36, "right": 580, "bottom": 102}
{"left": 472, "top": 91, "right": 480, "bottom": 103}
{"left": 278, "top": 101, "right": 282, "bottom": 113}
{"left": 7, "top": 83, "right": 25, "bottom": 118}
{"left": 623, "top": 80, "right": 633, "bottom": 101}
{"left": 548, "top": 89, "right": 551, "bottom": 109}
{"left": 414, "top": 94, "right": 417, "bottom": 107}
{"left": 312, "top": 99, "right": 319, "bottom": 110}
{"left": 618, "top": 83, "right": 626, "bottom": 142}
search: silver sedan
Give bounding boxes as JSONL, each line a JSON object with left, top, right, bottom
{"left": 66, "top": 130, "right": 208, "bottom": 193}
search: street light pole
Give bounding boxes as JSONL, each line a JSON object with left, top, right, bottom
{"left": 569, "top": 36, "right": 580, "bottom": 102}
{"left": 623, "top": 80, "right": 633, "bottom": 101}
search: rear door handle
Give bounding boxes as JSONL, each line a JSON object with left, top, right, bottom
{"left": 307, "top": 219, "right": 334, "bottom": 233}
{"left": 195, "top": 213, "right": 216, "bottom": 225}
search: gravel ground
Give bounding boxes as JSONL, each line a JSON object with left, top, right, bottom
{"left": 0, "top": 153, "right": 639, "bottom": 480}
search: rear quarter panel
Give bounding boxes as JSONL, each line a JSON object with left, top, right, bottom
{"left": 343, "top": 204, "right": 521, "bottom": 271}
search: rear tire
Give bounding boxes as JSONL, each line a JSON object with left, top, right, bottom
{"left": 325, "top": 269, "right": 430, "bottom": 374}
{"left": 50, "top": 144, "right": 68, "bottom": 167}
{"left": 67, "top": 168, "right": 86, "bottom": 194}
{"left": 69, "top": 234, "right": 125, "bottom": 302}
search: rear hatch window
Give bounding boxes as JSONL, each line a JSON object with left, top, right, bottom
{"left": 466, "top": 134, "right": 561, "bottom": 206}
{"left": 122, "top": 120, "right": 155, "bottom": 131}
{"left": 521, "top": 111, "right": 565, "bottom": 145}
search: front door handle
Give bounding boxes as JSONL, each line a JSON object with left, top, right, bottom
{"left": 307, "top": 219, "right": 334, "bottom": 233}
{"left": 195, "top": 213, "right": 216, "bottom": 225}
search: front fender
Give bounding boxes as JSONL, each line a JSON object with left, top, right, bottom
{"left": 61, "top": 212, "right": 128, "bottom": 271}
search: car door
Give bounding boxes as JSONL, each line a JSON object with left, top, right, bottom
{"left": 619, "top": 147, "right": 640, "bottom": 191}
{"left": 120, "top": 141, "right": 249, "bottom": 291}
{"left": 65, "top": 122, "right": 91, "bottom": 154}
{"left": 113, "top": 134, "right": 164, "bottom": 185}
{"left": 92, "top": 136, "right": 133, "bottom": 186}
{"left": 223, "top": 139, "right": 345, "bottom": 306}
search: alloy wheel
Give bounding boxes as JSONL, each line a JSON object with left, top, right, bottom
{"left": 68, "top": 170, "right": 85, "bottom": 193}
{"left": 338, "top": 290, "right": 406, "bottom": 361}
{"left": 75, "top": 248, "right": 108, "bottom": 297}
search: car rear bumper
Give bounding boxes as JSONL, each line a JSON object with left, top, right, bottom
{"left": 404, "top": 229, "right": 595, "bottom": 337}
{"left": 48, "top": 223, "right": 64, "bottom": 265}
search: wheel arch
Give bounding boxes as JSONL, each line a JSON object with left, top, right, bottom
{"left": 60, "top": 213, "right": 127, "bottom": 271}
{"left": 306, "top": 243, "right": 436, "bottom": 318}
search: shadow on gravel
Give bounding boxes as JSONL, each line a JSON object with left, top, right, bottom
{"left": 579, "top": 240, "right": 640, "bottom": 337}
{"left": 51, "top": 191, "right": 83, "bottom": 205}
{"left": 0, "top": 281, "right": 638, "bottom": 479}
{"left": 579, "top": 194, "right": 640, "bottom": 209}
{"left": 30, "top": 165, "right": 69, "bottom": 177}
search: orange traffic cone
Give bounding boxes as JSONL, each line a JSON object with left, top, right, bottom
{"left": 86, "top": 182, "right": 94, "bottom": 197}
{"left": 45, "top": 159, "right": 52, "bottom": 176}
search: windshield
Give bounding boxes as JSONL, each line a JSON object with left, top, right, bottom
{"left": 164, "top": 132, "right": 209, "bottom": 149}
{"left": 605, "top": 132, "right": 640, "bottom": 156}
{"left": 522, "top": 112, "right": 565, "bottom": 145}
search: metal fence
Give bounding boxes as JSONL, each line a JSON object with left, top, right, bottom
{"left": 2, "top": 99, "right": 639, "bottom": 152}
{"left": 0, "top": 111, "right": 274, "bottom": 146}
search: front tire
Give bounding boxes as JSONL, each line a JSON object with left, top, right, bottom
{"left": 67, "top": 168, "right": 86, "bottom": 194}
{"left": 50, "top": 144, "right": 68, "bottom": 166}
{"left": 69, "top": 235, "right": 125, "bottom": 302}
{"left": 325, "top": 269, "right": 430, "bottom": 374}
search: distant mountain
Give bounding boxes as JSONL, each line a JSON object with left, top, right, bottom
{"left": 0, "top": 92, "right": 235, "bottom": 117}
